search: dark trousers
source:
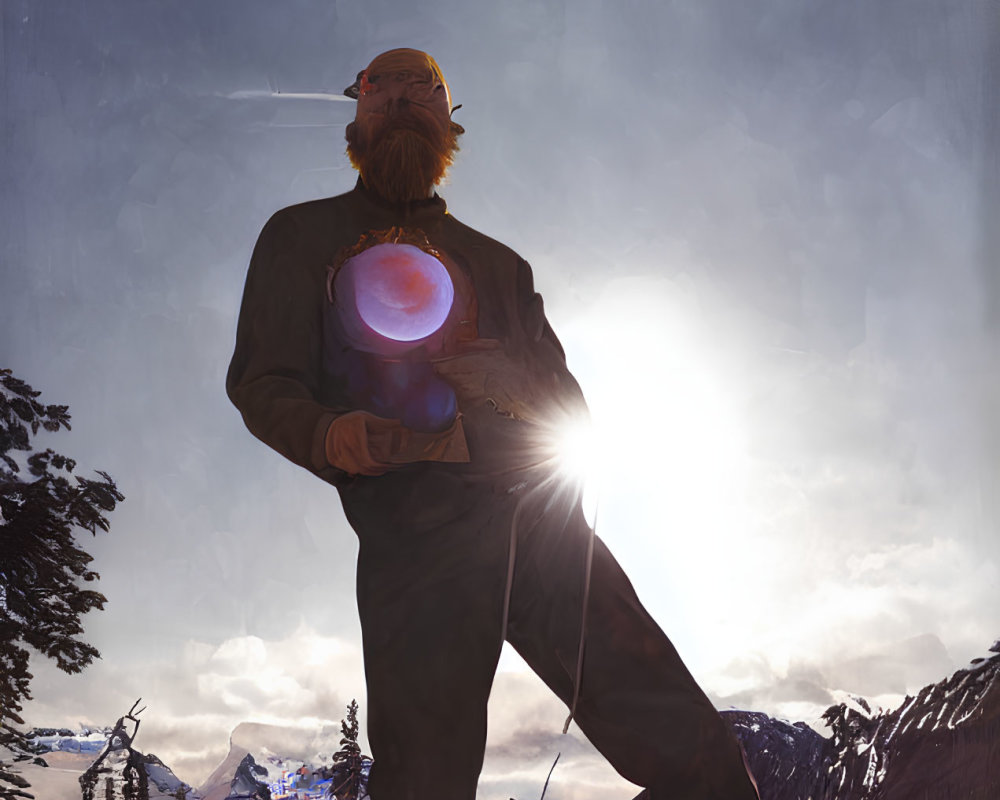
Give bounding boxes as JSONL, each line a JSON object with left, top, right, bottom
{"left": 351, "top": 472, "right": 759, "bottom": 800}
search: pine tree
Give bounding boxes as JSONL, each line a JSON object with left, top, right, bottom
{"left": 0, "top": 369, "right": 124, "bottom": 800}
{"left": 328, "top": 700, "right": 371, "bottom": 800}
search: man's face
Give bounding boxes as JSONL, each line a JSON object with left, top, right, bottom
{"left": 346, "top": 49, "right": 460, "bottom": 204}
{"left": 354, "top": 59, "right": 452, "bottom": 145}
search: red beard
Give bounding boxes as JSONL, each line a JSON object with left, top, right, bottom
{"left": 346, "top": 115, "right": 461, "bottom": 204}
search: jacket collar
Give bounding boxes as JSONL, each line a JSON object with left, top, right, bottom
{"left": 351, "top": 176, "right": 449, "bottom": 223}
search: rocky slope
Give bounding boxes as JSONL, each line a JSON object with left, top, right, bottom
{"left": 723, "top": 640, "right": 1000, "bottom": 799}
{"left": 197, "top": 721, "right": 364, "bottom": 800}
{"left": 223, "top": 753, "right": 271, "bottom": 800}
{"left": 76, "top": 709, "right": 197, "bottom": 800}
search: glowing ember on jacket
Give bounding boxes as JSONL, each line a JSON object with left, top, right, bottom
{"left": 349, "top": 243, "right": 454, "bottom": 341}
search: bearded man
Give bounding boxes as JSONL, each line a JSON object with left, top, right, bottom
{"left": 227, "top": 48, "right": 759, "bottom": 800}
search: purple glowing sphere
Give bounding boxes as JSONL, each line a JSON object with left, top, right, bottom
{"left": 348, "top": 243, "right": 455, "bottom": 342}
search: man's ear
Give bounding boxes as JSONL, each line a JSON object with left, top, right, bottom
{"left": 344, "top": 70, "right": 364, "bottom": 99}
{"left": 450, "top": 105, "right": 464, "bottom": 135}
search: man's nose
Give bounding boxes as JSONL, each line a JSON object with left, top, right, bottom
{"left": 384, "top": 95, "right": 412, "bottom": 117}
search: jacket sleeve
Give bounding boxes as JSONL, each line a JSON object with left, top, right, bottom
{"left": 515, "top": 258, "right": 590, "bottom": 420}
{"left": 226, "top": 210, "right": 349, "bottom": 485}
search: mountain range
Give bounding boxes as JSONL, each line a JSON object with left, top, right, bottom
{"left": 15, "top": 638, "right": 998, "bottom": 799}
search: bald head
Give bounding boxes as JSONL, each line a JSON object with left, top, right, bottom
{"left": 361, "top": 48, "right": 453, "bottom": 110}
{"left": 345, "top": 48, "right": 463, "bottom": 203}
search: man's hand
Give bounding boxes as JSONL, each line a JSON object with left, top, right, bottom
{"left": 325, "top": 410, "right": 471, "bottom": 476}
{"left": 432, "top": 340, "right": 545, "bottom": 423}
{"left": 324, "top": 411, "right": 408, "bottom": 476}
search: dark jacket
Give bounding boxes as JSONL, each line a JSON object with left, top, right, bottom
{"left": 227, "top": 180, "right": 586, "bottom": 515}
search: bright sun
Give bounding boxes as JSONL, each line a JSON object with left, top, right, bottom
{"left": 548, "top": 276, "right": 752, "bottom": 670}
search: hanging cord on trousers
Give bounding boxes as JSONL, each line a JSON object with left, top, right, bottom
{"left": 496, "top": 467, "right": 598, "bottom": 737}
{"left": 563, "top": 498, "right": 596, "bottom": 734}
{"left": 499, "top": 492, "right": 526, "bottom": 643}
{"left": 540, "top": 752, "right": 560, "bottom": 800}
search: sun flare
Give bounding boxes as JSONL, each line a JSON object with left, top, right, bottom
{"left": 550, "top": 276, "right": 752, "bottom": 669}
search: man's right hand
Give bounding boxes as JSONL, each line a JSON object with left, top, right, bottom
{"left": 324, "top": 411, "right": 408, "bottom": 476}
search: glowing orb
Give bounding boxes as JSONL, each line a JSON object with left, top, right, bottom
{"left": 348, "top": 243, "right": 454, "bottom": 342}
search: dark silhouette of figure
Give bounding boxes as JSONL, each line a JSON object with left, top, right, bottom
{"left": 227, "top": 48, "right": 759, "bottom": 800}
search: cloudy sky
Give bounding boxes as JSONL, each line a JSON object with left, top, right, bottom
{"left": 3, "top": 1, "right": 999, "bottom": 797}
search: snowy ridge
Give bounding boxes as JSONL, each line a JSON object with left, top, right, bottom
{"left": 24, "top": 727, "right": 111, "bottom": 755}
{"left": 197, "top": 721, "right": 370, "bottom": 800}
{"left": 723, "top": 638, "right": 1000, "bottom": 800}
{"left": 225, "top": 748, "right": 370, "bottom": 800}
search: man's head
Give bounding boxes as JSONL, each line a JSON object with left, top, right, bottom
{"left": 345, "top": 48, "right": 463, "bottom": 204}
